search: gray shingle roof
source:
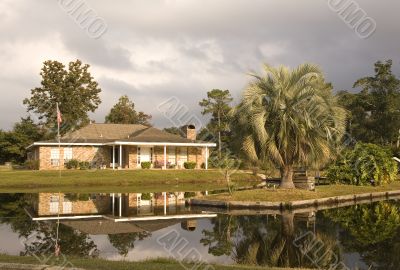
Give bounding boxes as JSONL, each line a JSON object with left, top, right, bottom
{"left": 35, "top": 123, "right": 204, "bottom": 144}
{"left": 61, "top": 218, "right": 181, "bottom": 235}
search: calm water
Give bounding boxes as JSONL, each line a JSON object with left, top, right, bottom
{"left": 0, "top": 192, "right": 399, "bottom": 270}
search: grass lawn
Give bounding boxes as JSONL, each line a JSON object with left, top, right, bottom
{"left": 0, "top": 170, "right": 261, "bottom": 193}
{"left": 0, "top": 254, "right": 311, "bottom": 270}
{"left": 204, "top": 181, "right": 400, "bottom": 202}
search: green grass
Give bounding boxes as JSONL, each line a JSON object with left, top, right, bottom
{"left": 0, "top": 170, "right": 261, "bottom": 193}
{"left": 0, "top": 165, "right": 11, "bottom": 172}
{"left": 205, "top": 181, "right": 400, "bottom": 202}
{"left": 0, "top": 254, "right": 311, "bottom": 270}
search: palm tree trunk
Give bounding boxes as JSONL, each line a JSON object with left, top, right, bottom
{"left": 280, "top": 165, "right": 295, "bottom": 189}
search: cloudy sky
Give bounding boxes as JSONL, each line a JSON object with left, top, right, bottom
{"left": 0, "top": 0, "right": 399, "bottom": 130}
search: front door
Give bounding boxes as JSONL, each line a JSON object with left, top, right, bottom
{"left": 140, "top": 147, "right": 151, "bottom": 162}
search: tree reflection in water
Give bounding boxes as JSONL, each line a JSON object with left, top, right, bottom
{"left": 0, "top": 194, "right": 98, "bottom": 257}
{"left": 323, "top": 201, "right": 400, "bottom": 270}
{"left": 2, "top": 194, "right": 400, "bottom": 269}
{"left": 201, "top": 211, "right": 341, "bottom": 269}
{"left": 108, "top": 232, "right": 151, "bottom": 257}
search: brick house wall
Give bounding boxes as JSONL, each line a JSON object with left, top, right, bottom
{"left": 36, "top": 193, "right": 111, "bottom": 216}
{"left": 127, "top": 146, "right": 138, "bottom": 169}
{"left": 33, "top": 145, "right": 206, "bottom": 170}
{"left": 36, "top": 146, "right": 110, "bottom": 170}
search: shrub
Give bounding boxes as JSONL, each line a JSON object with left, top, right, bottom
{"left": 64, "top": 193, "right": 91, "bottom": 201}
{"left": 65, "top": 159, "right": 79, "bottom": 169}
{"left": 79, "top": 161, "right": 90, "bottom": 170}
{"left": 327, "top": 143, "right": 398, "bottom": 186}
{"left": 184, "top": 192, "right": 196, "bottom": 198}
{"left": 184, "top": 162, "right": 197, "bottom": 169}
{"left": 141, "top": 193, "right": 152, "bottom": 200}
{"left": 141, "top": 161, "right": 151, "bottom": 169}
{"left": 24, "top": 160, "right": 39, "bottom": 170}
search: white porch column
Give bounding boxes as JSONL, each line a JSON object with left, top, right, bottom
{"left": 119, "top": 194, "right": 122, "bottom": 217}
{"left": 163, "top": 192, "right": 167, "bottom": 215}
{"left": 112, "top": 193, "right": 115, "bottom": 215}
{"left": 163, "top": 145, "right": 167, "bottom": 169}
{"left": 205, "top": 146, "right": 208, "bottom": 170}
{"left": 119, "top": 144, "right": 122, "bottom": 169}
{"left": 112, "top": 145, "right": 115, "bottom": 170}
{"left": 137, "top": 146, "right": 139, "bottom": 167}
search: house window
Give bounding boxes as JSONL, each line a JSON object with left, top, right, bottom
{"left": 50, "top": 148, "right": 60, "bottom": 166}
{"left": 64, "top": 147, "right": 73, "bottom": 162}
{"left": 49, "top": 195, "right": 59, "bottom": 214}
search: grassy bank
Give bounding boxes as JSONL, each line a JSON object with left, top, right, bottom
{"left": 0, "top": 170, "right": 261, "bottom": 193}
{"left": 204, "top": 181, "right": 400, "bottom": 202}
{"left": 0, "top": 255, "right": 310, "bottom": 270}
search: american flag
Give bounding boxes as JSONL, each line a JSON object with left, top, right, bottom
{"left": 56, "top": 103, "right": 62, "bottom": 125}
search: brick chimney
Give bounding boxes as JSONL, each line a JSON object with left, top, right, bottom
{"left": 182, "top": 125, "right": 196, "bottom": 141}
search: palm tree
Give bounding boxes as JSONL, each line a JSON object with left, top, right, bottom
{"left": 236, "top": 63, "right": 346, "bottom": 188}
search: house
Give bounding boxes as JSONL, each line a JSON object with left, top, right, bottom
{"left": 27, "top": 123, "right": 216, "bottom": 170}
{"left": 26, "top": 193, "right": 201, "bottom": 234}
{"left": 25, "top": 192, "right": 216, "bottom": 226}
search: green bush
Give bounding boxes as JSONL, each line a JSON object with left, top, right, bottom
{"left": 184, "top": 192, "right": 196, "bottom": 198}
{"left": 79, "top": 161, "right": 90, "bottom": 170}
{"left": 141, "top": 193, "right": 152, "bottom": 200}
{"left": 141, "top": 161, "right": 151, "bottom": 169}
{"left": 327, "top": 143, "right": 398, "bottom": 186}
{"left": 64, "top": 193, "right": 91, "bottom": 201}
{"left": 24, "top": 160, "right": 39, "bottom": 170}
{"left": 184, "top": 162, "right": 197, "bottom": 169}
{"left": 65, "top": 159, "right": 79, "bottom": 169}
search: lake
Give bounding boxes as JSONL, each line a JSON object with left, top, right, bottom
{"left": 0, "top": 191, "right": 399, "bottom": 270}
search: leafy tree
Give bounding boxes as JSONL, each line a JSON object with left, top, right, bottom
{"left": 236, "top": 63, "right": 346, "bottom": 188}
{"left": 0, "top": 117, "right": 47, "bottom": 163}
{"left": 199, "top": 89, "right": 233, "bottom": 159}
{"left": 339, "top": 60, "right": 400, "bottom": 145}
{"left": 23, "top": 60, "right": 101, "bottom": 134}
{"left": 327, "top": 143, "right": 397, "bottom": 186}
{"left": 337, "top": 90, "right": 373, "bottom": 143}
{"left": 105, "top": 95, "right": 152, "bottom": 126}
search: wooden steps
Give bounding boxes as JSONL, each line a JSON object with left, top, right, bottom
{"left": 293, "top": 168, "right": 315, "bottom": 191}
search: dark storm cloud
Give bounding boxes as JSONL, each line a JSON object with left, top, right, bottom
{"left": 0, "top": 0, "right": 399, "bottom": 130}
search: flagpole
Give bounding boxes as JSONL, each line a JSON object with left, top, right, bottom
{"left": 55, "top": 102, "right": 61, "bottom": 257}
{"left": 57, "top": 102, "right": 61, "bottom": 177}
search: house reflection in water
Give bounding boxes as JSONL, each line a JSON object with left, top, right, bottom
{"left": 26, "top": 192, "right": 215, "bottom": 233}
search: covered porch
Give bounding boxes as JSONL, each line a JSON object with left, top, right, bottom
{"left": 107, "top": 142, "right": 214, "bottom": 170}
